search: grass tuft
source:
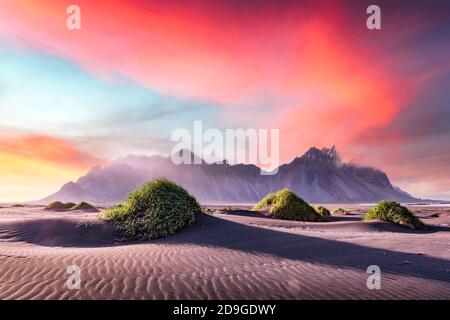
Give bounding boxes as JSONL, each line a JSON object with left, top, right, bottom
{"left": 315, "top": 205, "right": 331, "bottom": 217}
{"left": 45, "top": 201, "right": 76, "bottom": 210}
{"left": 101, "top": 179, "right": 201, "bottom": 239}
{"left": 363, "top": 200, "right": 424, "bottom": 229}
{"left": 253, "top": 189, "right": 321, "bottom": 222}
{"left": 201, "top": 206, "right": 215, "bottom": 215}
{"left": 70, "top": 201, "right": 98, "bottom": 211}
{"left": 332, "top": 208, "right": 351, "bottom": 215}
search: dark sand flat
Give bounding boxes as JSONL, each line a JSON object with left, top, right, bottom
{"left": 0, "top": 206, "right": 449, "bottom": 299}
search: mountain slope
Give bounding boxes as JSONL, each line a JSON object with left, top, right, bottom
{"left": 39, "top": 147, "right": 420, "bottom": 204}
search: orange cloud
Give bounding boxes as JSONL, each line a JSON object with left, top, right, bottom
{"left": 0, "top": 134, "right": 103, "bottom": 169}
{"left": 0, "top": 134, "right": 103, "bottom": 201}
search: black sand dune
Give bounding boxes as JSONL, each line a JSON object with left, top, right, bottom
{"left": 0, "top": 206, "right": 449, "bottom": 299}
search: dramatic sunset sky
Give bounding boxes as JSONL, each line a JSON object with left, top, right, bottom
{"left": 0, "top": 0, "right": 449, "bottom": 201}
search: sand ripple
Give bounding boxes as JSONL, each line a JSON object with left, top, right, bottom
{"left": 0, "top": 207, "right": 449, "bottom": 299}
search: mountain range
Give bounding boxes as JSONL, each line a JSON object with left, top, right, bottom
{"left": 39, "top": 147, "right": 420, "bottom": 204}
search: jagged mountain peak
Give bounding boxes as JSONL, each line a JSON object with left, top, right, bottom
{"left": 301, "top": 146, "right": 341, "bottom": 164}
{"left": 39, "top": 147, "right": 420, "bottom": 204}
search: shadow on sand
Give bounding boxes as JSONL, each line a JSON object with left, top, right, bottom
{"left": 162, "top": 214, "right": 450, "bottom": 284}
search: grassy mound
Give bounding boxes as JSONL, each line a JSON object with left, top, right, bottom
{"left": 70, "top": 201, "right": 98, "bottom": 211}
{"left": 102, "top": 179, "right": 201, "bottom": 239}
{"left": 46, "top": 201, "right": 76, "bottom": 210}
{"left": 11, "top": 204, "right": 25, "bottom": 208}
{"left": 201, "top": 206, "right": 215, "bottom": 215}
{"left": 363, "top": 200, "right": 424, "bottom": 229}
{"left": 253, "top": 189, "right": 321, "bottom": 221}
{"left": 332, "top": 208, "right": 351, "bottom": 215}
{"left": 315, "top": 205, "right": 331, "bottom": 217}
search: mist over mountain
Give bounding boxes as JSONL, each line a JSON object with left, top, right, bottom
{"left": 40, "top": 147, "right": 420, "bottom": 204}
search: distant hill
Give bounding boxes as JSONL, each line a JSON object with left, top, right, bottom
{"left": 39, "top": 147, "right": 420, "bottom": 204}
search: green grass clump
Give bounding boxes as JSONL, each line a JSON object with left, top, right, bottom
{"left": 332, "top": 208, "right": 350, "bottom": 215}
{"left": 363, "top": 200, "right": 424, "bottom": 229}
{"left": 101, "top": 179, "right": 201, "bottom": 239}
{"left": 315, "top": 205, "right": 331, "bottom": 217}
{"left": 11, "top": 204, "right": 25, "bottom": 208}
{"left": 201, "top": 206, "right": 215, "bottom": 215}
{"left": 46, "top": 201, "right": 76, "bottom": 210}
{"left": 70, "top": 201, "right": 98, "bottom": 211}
{"left": 253, "top": 189, "right": 321, "bottom": 222}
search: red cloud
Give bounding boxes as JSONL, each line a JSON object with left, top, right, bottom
{"left": 1, "top": 0, "right": 448, "bottom": 199}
